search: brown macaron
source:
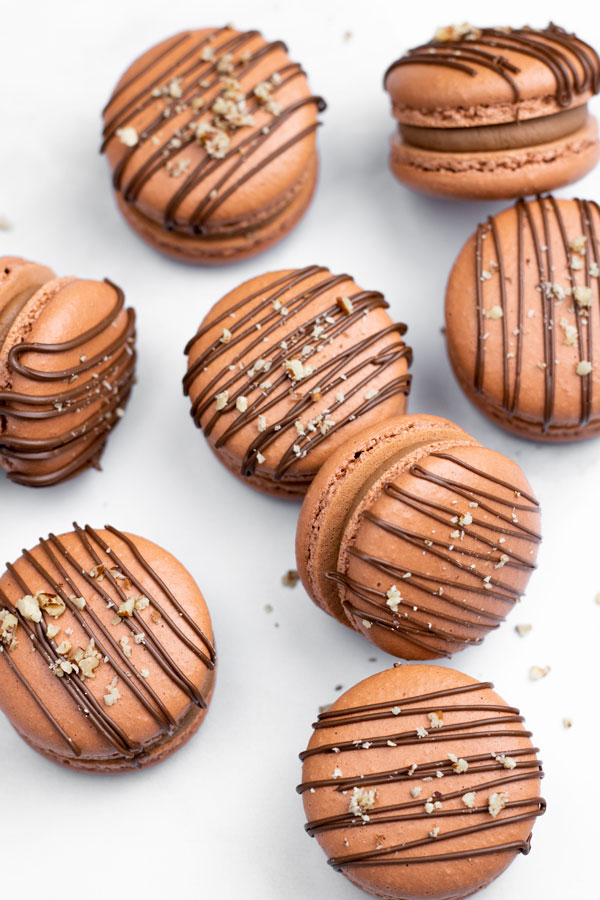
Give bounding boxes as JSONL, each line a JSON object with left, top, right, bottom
{"left": 183, "top": 266, "right": 412, "bottom": 498}
{"left": 445, "top": 195, "right": 600, "bottom": 441}
{"left": 101, "top": 26, "right": 325, "bottom": 263}
{"left": 0, "top": 524, "right": 216, "bottom": 773}
{"left": 0, "top": 257, "right": 136, "bottom": 488}
{"left": 298, "top": 664, "right": 545, "bottom": 900}
{"left": 296, "top": 415, "right": 541, "bottom": 659}
{"left": 384, "top": 23, "right": 600, "bottom": 200}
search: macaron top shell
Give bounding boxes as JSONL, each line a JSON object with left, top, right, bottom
{"left": 385, "top": 23, "right": 600, "bottom": 127}
{"left": 297, "top": 415, "right": 541, "bottom": 659}
{"left": 102, "top": 27, "right": 324, "bottom": 238}
{"left": 0, "top": 257, "right": 135, "bottom": 486}
{"left": 184, "top": 267, "right": 412, "bottom": 495}
{"left": 445, "top": 196, "right": 600, "bottom": 439}
{"left": 0, "top": 526, "right": 215, "bottom": 767}
{"left": 298, "top": 664, "right": 545, "bottom": 900}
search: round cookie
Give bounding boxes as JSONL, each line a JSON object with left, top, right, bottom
{"left": 296, "top": 415, "right": 541, "bottom": 658}
{"left": 183, "top": 266, "right": 412, "bottom": 497}
{"left": 298, "top": 664, "right": 545, "bottom": 900}
{"left": 0, "top": 257, "right": 136, "bottom": 487}
{"left": 0, "top": 524, "right": 216, "bottom": 773}
{"left": 384, "top": 23, "right": 600, "bottom": 200}
{"left": 445, "top": 195, "right": 600, "bottom": 441}
{"left": 102, "top": 26, "right": 325, "bottom": 263}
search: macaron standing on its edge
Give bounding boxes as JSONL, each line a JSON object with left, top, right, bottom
{"left": 0, "top": 525, "right": 216, "bottom": 773}
{"left": 296, "top": 415, "right": 541, "bottom": 658}
{"left": 0, "top": 257, "right": 136, "bottom": 487}
{"left": 184, "top": 267, "right": 412, "bottom": 498}
{"left": 101, "top": 26, "right": 326, "bottom": 263}
{"left": 298, "top": 664, "right": 545, "bottom": 900}
{"left": 384, "top": 23, "right": 600, "bottom": 200}
{"left": 445, "top": 194, "right": 600, "bottom": 441}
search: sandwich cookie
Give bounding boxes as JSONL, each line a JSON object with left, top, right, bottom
{"left": 445, "top": 194, "right": 600, "bottom": 440}
{"left": 102, "top": 26, "right": 325, "bottom": 262}
{"left": 184, "top": 266, "right": 412, "bottom": 497}
{"left": 298, "top": 664, "right": 545, "bottom": 900}
{"left": 296, "top": 415, "right": 541, "bottom": 658}
{"left": 384, "top": 23, "right": 600, "bottom": 199}
{"left": 0, "top": 525, "right": 215, "bottom": 773}
{"left": 0, "top": 257, "right": 136, "bottom": 487}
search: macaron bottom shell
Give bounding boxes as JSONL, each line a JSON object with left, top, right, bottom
{"left": 114, "top": 151, "right": 318, "bottom": 264}
{"left": 13, "top": 671, "right": 215, "bottom": 775}
{"left": 389, "top": 115, "right": 599, "bottom": 201}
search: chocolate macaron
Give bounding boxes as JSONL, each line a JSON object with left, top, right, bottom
{"left": 0, "top": 257, "right": 136, "bottom": 487}
{"left": 298, "top": 664, "right": 545, "bottom": 900}
{"left": 296, "top": 415, "right": 541, "bottom": 659}
{"left": 384, "top": 23, "right": 600, "bottom": 199}
{"left": 183, "top": 266, "right": 412, "bottom": 497}
{"left": 0, "top": 524, "right": 216, "bottom": 773}
{"left": 102, "top": 26, "right": 325, "bottom": 263}
{"left": 446, "top": 194, "right": 600, "bottom": 441}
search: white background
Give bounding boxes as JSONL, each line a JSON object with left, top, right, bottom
{"left": 1, "top": 2, "right": 598, "bottom": 898}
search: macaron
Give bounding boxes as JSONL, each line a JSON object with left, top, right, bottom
{"left": 296, "top": 415, "right": 541, "bottom": 658}
{"left": 0, "top": 257, "right": 136, "bottom": 488}
{"left": 101, "top": 26, "right": 325, "bottom": 263}
{"left": 0, "top": 524, "right": 216, "bottom": 773}
{"left": 183, "top": 266, "right": 412, "bottom": 497}
{"left": 384, "top": 23, "right": 600, "bottom": 200}
{"left": 298, "top": 664, "right": 545, "bottom": 900}
{"left": 446, "top": 194, "right": 600, "bottom": 441}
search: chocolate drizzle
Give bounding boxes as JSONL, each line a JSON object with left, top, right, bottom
{"left": 385, "top": 23, "right": 600, "bottom": 108}
{"left": 327, "top": 452, "right": 540, "bottom": 657}
{"left": 298, "top": 680, "right": 545, "bottom": 870}
{"left": 102, "top": 27, "right": 326, "bottom": 239}
{"left": 183, "top": 267, "right": 412, "bottom": 485}
{"left": 474, "top": 195, "right": 600, "bottom": 433}
{"left": 0, "top": 279, "right": 136, "bottom": 487}
{"left": 0, "top": 525, "right": 215, "bottom": 763}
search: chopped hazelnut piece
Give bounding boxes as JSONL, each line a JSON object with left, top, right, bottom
{"left": 515, "top": 623, "right": 532, "bottom": 637}
{"left": 0, "top": 610, "right": 19, "bottom": 650}
{"left": 133, "top": 595, "right": 149, "bottom": 611}
{"left": 349, "top": 787, "right": 377, "bottom": 821}
{"left": 485, "top": 305, "right": 503, "bottom": 319}
{"left": 37, "top": 592, "right": 66, "bottom": 618}
{"left": 569, "top": 235, "right": 587, "bottom": 255}
{"left": 447, "top": 752, "right": 468, "bottom": 773}
{"left": 462, "top": 791, "right": 476, "bottom": 808}
{"left": 529, "top": 665, "right": 551, "bottom": 681}
{"left": 215, "top": 390, "right": 229, "bottom": 410}
{"left": 116, "top": 126, "right": 139, "bottom": 147}
{"left": 434, "top": 23, "right": 482, "bottom": 41}
{"left": 427, "top": 710, "right": 443, "bottom": 729}
{"left": 336, "top": 296, "right": 353, "bottom": 315}
{"left": 16, "top": 594, "right": 42, "bottom": 623}
{"left": 104, "top": 676, "right": 121, "bottom": 706}
{"left": 574, "top": 285, "right": 593, "bottom": 307}
{"left": 576, "top": 360, "right": 593, "bottom": 376}
{"left": 282, "top": 570, "right": 299, "bottom": 588}
{"left": 488, "top": 791, "right": 508, "bottom": 818}
{"left": 386, "top": 584, "right": 402, "bottom": 613}
{"left": 118, "top": 597, "right": 135, "bottom": 617}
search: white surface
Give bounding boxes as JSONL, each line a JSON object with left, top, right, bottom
{"left": 1, "top": 2, "right": 598, "bottom": 898}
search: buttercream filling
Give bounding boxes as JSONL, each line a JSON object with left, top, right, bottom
{"left": 399, "top": 104, "right": 588, "bottom": 152}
